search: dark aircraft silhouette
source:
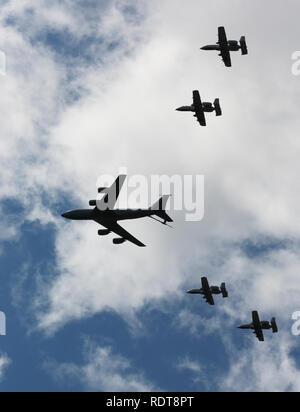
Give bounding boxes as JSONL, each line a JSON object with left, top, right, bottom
{"left": 201, "top": 26, "right": 248, "bottom": 67}
{"left": 238, "top": 311, "right": 278, "bottom": 342}
{"left": 187, "top": 277, "right": 228, "bottom": 306}
{"left": 62, "top": 175, "right": 173, "bottom": 247}
{"left": 176, "top": 90, "right": 222, "bottom": 127}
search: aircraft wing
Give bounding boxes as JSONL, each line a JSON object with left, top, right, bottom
{"left": 95, "top": 218, "right": 146, "bottom": 247}
{"left": 201, "top": 277, "right": 214, "bottom": 305}
{"left": 96, "top": 175, "right": 127, "bottom": 211}
{"left": 218, "top": 27, "right": 232, "bottom": 67}
{"left": 193, "top": 91, "right": 206, "bottom": 126}
{"left": 252, "top": 311, "right": 264, "bottom": 342}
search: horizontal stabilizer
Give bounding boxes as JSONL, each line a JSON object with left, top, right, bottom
{"left": 240, "top": 36, "right": 248, "bottom": 55}
{"left": 271, "top": 318, "right": 278, "bottom": 334}
{"left": 220, "top": 282, "right": 228, "bottom": 298}
{"left": 214, "top": 98, "right": 222, "bottom": 117}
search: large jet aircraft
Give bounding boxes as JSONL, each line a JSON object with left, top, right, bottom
{"left": 62, "top": 175, "right": 173, "bottom": 247}
{"left": 201, "top": 26, "right": 248, "bottom": 67}
{"left": 238, "top": 311, "right": 278, "bottom": 342}
{"left": 187, "top": 277, "right": 228, "bottom": 306}
{"left": 176, "top": 90, "right": 222, "bottom": 127}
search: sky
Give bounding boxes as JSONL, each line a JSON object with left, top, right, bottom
{"left": 1, "top": 0, "right": 300, "bottom": 392}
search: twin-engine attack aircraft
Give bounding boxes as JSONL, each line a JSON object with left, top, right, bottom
{"left": 62, "top": 175, "right": 173, "bottom": 247}
{"left": 187, "top": 277, "right": 228, "bottom": 306}
{"left": 238, "top": 311, "right": 278, "bottom": 342}
{"left": 176, "top": 90, "right": 222, "bottom": 127}
{"left": 201, "top": 26, "right": 248, "bottom": 68}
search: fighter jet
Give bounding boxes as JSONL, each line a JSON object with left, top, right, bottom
{"left": 176, "top": 90, "right": 222, "bottom": 127}
{"left": 201, "top": 26, "right": 248, "bottom": 67}
{"left": 187, "top": 277, "right": 228, "bottom": 306}
{"left": 238, "top": 311, "right": 278, "bottom": 342}
{"left": 61, "top": 175, "right": 173, "bottom": 247}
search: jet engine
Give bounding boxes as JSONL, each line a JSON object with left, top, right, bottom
{"left": 89, "top": 200, "right": 97, "bottom": 206}
{"left": 261, "top": 321, "right": 271, "bottom": 329}
{"left": 98, "top": 229, "right": 110, "bottom": 236}
{"left": 202, "top": 102, "right": 213, "bottom": 109}
{"left": 211, "top": 286, "right": 221, "bottom": 294}
{"left": 228, "top": 40, "right": 240, "bottom": 51}
{"left": 113, "top": 238, "right": 126, "bottom": 245}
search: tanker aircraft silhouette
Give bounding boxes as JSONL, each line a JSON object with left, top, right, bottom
{"left": 201, "top": 26, "right": 248, "bottom": 67}
{"left": 62, "top": 175, "right": 173, "bottom": 247}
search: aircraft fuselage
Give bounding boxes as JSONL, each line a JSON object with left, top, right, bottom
{"left": 187, "top": 287, "right": 222, "bottom": 295}
{"left": 238, "top": 321, "right": 272, "bottom": 330}
{"left": 176, "top": 103, "right": 215, "bottom": 113}
{"left": 202, "top": 41, "right": 240, "bottom": 52}
{"left": 62, "top": 208, "right": 155, "bottom": 223}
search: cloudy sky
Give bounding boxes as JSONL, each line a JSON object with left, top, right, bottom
{"left": 1, "top": 0, "right": 300, "bottom": 392}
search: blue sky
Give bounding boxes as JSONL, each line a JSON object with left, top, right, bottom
{"left": 1, "top": 0, "right": 300, "bottom": 392}
{"left": 0, "top": 208, "right": 230, "bottom": 392}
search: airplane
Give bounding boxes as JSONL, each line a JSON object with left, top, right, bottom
{"left": 201, "top": 26, "right": 248, "bottom": 67}
{"left": 176, "top": 90, "right": 222, "bottom": 127}
{"left": 61, "top": 175, "right": 173, "bottom": 247}
{"left": 186, "top": 277, "right": 228, "bottom": 306}
{"left": 238, "top": 311, "right": 278, "bottom": 342}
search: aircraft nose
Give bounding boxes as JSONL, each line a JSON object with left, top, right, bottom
{"left": 186, "top": 289, "right": 200, "bottom": 294}
{"left": 176, "top": 107, "right": 184, "bottom": 111}
{"left": 61, "top": 212, "right": 68, "bottom": 218}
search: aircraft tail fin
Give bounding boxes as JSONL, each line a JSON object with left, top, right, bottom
{"left": 150, "top": 195, "right": 173, "bottom": 223}
{"left": 271, "top": 318, "right": 278, "bottom": 334}
{"left": 240, "top": 36, "right": 248, "bottom": 55}
{"left": 220, "top": 282, "right": 228, "bottom": 298}
{"left": 214, "top": 98, "right": 222, "bottom": 116}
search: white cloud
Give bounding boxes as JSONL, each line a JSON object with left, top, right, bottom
{"left": 219, "top": 333, "right": 300, "bottom": 392}
{"left": 177, "top": 357, "right": 202, "bottom": 374}
{"left": 0, "top": 354, "right": 11, "bottom": 382}
{"left": 175, "top": 309, "right": 223, "bottom": 338}
{"left": 46, "top": 341, "right": 159, "bottom": 392}
{"left": 176, "top": 333, "right": 300, "bottom": 392}
{"left": 2, "top": 0, "right": 300, "bottom": 391}
{"left": 35, "top": 220, "right": 182, "bottom": 333}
